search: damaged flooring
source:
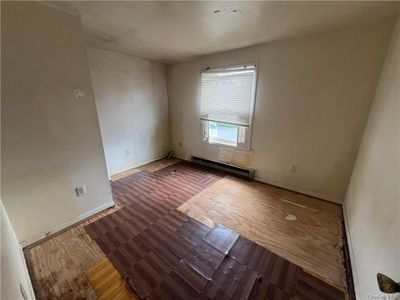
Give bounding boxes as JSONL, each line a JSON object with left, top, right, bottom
{"left": 178, "top": 176, "right": 346, "bottom": 291}
{"left": 24, "top": 159, "right": 180, "bottom": 299}
{"left": 86, "top": 208, "right": 345, "bottom": 300}
{"left": 86, "top": 257, "right": 137, "bottom": 300}
{"left": 25, "top": 158, "right": 347, "bottom": 299}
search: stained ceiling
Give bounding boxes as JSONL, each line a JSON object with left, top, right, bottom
{"left": 45, "top": 1, "right": 400, "bottom": 63}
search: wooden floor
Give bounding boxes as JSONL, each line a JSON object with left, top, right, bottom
{"left": 24, "top": 159, "right": 178, "bottom": 300}
{"left": 86, "top": 257, "right": 137, "bottom": 300}
{"left": 24, "top": 208, "right": 116, "bottom": 299}
{"left": 178, "top": 175, "right": 346, "bottom": 291}
{"left": 25, "top": 158, "right": 347, "bottom": 299}
{"left": 110, "top": 157, "right": 181, "bottom": 181}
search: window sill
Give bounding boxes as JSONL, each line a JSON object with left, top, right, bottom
{"left": 202, "top": 139, "right": 251, "bottom": 151}
{"left": 209, "top": 137, "right": 237, "bottom": 147}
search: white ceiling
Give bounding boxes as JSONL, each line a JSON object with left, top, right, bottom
{"left": 45, "top": 1, "right": 400, "bottom": 63}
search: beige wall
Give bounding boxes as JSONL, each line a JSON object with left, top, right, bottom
{"left": 1, "top": 2, "right": 113, "bottom": 244}
{"left": 344, "top": 16, "right": 400, "bottom": 300}
{"left": 167, "top": 18, "right": 395, "bottom": 203}
{"left": 1, "top": 202, "right": 35, "bottom": 300}
{"left": 87, "top": 47, "right": 170, "bottom": 176}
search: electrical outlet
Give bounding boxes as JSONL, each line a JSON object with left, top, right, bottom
{"left": 291, "top": 166, "right": 297, "bottom": 173}
{"left": 75, "top": 185, "right": 87, "bottom": 197}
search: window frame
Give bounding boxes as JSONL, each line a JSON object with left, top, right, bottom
{"left": 199, "top": 62, "right": 258, "bottom": 151}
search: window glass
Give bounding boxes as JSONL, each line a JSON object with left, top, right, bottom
{"left": 208, "top": 121, "right": 238, "bottom": 146}
{"left": 199, "top": 64, "right": 257, "bottom": 150}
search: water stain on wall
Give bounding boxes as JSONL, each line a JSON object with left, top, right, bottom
{"left": 218, "top": 147, "right": 253, "bottom": 167}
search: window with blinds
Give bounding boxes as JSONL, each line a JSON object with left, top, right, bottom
{"left": 200, "top": 64, "right": 256, "bottom": 149}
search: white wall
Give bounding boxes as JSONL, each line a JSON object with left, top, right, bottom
{"left": 1, "top": 202, "right": 35, "bottom": 300}
{"left": 167, "top": 18, "right": 395, "bottom": 203}
{"left": 1, "top": 2, "right": 113, "bottom": 244}
{"left": 87, "top": 47, "right": 170, "bottom": 176}
{"left": 344, "top": 16, "right": 400, "bottom": 300}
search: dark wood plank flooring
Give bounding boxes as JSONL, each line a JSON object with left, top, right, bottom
{"left": 85, "top": 161, "right": 346, "bottom": 300}
{"left": 24, "top": 159, "right": 347, "bottom": 299}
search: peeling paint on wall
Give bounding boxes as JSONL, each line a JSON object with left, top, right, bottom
{"left": 218, "top": 147, "right": 253, "bottom": 167}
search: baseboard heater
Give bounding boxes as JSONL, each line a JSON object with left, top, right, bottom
{"left": 191, "top": 156, "right": 255, "bottom": 180}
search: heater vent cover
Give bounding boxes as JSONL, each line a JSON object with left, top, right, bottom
{"left": 191, "top": 156, "right": 255, "bottom": 179}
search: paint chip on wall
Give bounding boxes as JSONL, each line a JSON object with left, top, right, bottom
{"left": 218, "top": 147, "right": 252, "bottom": 166}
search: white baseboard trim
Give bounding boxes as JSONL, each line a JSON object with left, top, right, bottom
{"left": 18, "top": 243, "right": 36, "bottom": 299}
{"left": 178, "top": 155, "right": 339, "bottom": 204}
{"left": 254, "top": 175, "right": 340, "bottom": 204}
{"left": 110, "top": 153, "right": 170, "bottom": 178}
{"left": 20, "top": 201, "right": 115, "bottom": 248}
{"left": 172, "top": 154, "right": 187, "bottom": 161}
{"left": 342, "top": 203, "right": 360, "bottom": 299}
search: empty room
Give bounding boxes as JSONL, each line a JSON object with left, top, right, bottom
{"left": 1, "top": 1, "right": 399, "bottom": 300}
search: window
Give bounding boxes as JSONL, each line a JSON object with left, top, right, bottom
{"left": 200, "top": 64, "right": 257, "bottom": 149}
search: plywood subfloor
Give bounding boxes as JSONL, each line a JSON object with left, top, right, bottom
{"left": 25, "top": 158, "right": 180, "bottom": 300}
{"left": 25, "top": 158, "right": 347, "bottom": 299}
{"left": 24, "top": 208, "right": 118, "bottom": 299}
{"left": 178, "top": 175, "right": 346, "bottom": 292}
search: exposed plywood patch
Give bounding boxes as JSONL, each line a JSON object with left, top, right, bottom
{"left": 24, "top": 208, "right": 117, "bottom": 299}
{"left": 25, "top": 159, "right": 347, "bottom": 298}
{"left": 86, "top": 167, "right": 346, "bottom": 300}
{"left": 24, "top": 159, "right": 182, "bottom": 299}
{"left": 178, "top": 175, "right": 347, "bottom": 291}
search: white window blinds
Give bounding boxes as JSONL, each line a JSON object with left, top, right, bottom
{"left": 200, "top": 64, "right": 256, "bottom": 127}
